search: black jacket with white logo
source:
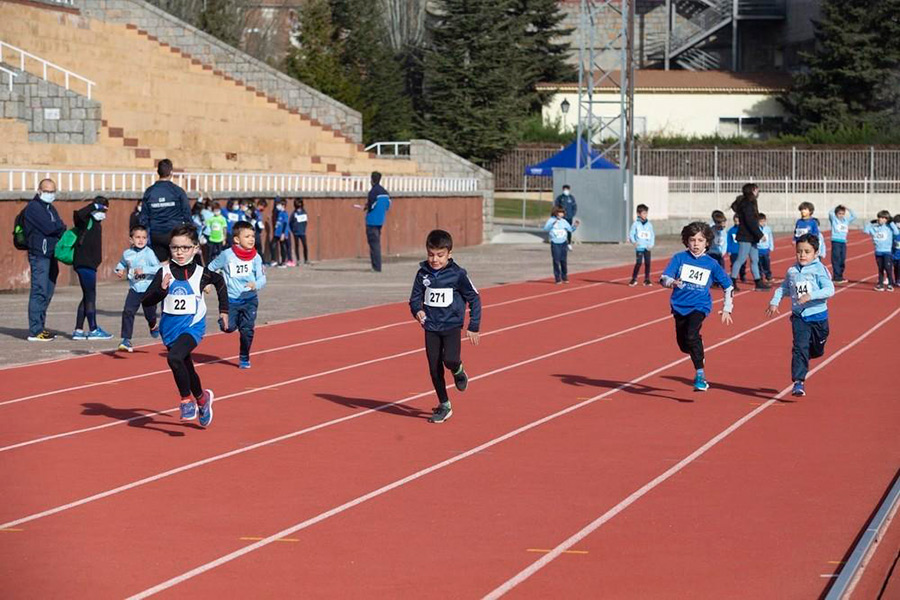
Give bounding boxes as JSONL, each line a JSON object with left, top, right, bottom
{"left": 409, "top": 259, "right": 481, "bottom": 332}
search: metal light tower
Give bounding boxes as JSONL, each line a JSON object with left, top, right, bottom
{"left": 574, "top": 0, "right": 636, "bottom": 234}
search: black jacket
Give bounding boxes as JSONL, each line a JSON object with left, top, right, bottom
{"left": 139, "top": 180, "right": 191, "bottom": 237}
{"left": 731, "top": 197, "right": 763, "bottom": 243}
{"left": 23, "top": 196, "right": 66, "bottom": 257}
{"left": 409, "top": 259, "right": 482, "bottom": 332}
{"left": 73, "top": 204, "right": 103, "bottom": 270}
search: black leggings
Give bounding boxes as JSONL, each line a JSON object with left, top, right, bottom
{"left": 876, "top": 254, "right": 896, "bottom": 286}
{"left": 75, "top": 266, "right": 98, "bottom": 331}
{"left": 167, "top": 333, "right": 202, "bottom": 399}
{"left": 425, "top": 329, "right": 462, "bottom": 404}
{"left": 632, "top": 250, "right": 651, "bottom": 282}
{"left": 673, "top": 311, "right": 706, "bottom": 370}
{"left": 269, "top": 237, "right": 291, "bottom": 264}
{"left": 293, "top": 234, "right": 308, "bottom": 262}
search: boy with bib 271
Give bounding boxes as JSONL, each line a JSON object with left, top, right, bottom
{"left": 142, "top": 225, "right": 229, "bottom": 427}
{"left": 660, "top": 222, "right": 735, "bottom": 392}
{"left": 208, "top": 221, "right": 266, "bottom": 369}
{"left": 409, "top": 230, "right": 482, "bottom": 424}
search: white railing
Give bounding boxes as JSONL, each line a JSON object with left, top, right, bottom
{"left": 0, "top": 169, "right": 481, "bottom": 194}
{"left": 0, "top": 41, "right": 96, "bottom": 99}
{"left": 0, "top": 65, "right": 16, "bottom": 92}
{"left": 364, "top": 141, "right": 411, "bottom": 158}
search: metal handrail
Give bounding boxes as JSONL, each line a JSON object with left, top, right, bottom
{"left": 0, "top": 169, "right": 480, "bottom": 194}
{"left": 0, "top": 40, "right": 96, "bottom": 99}
{"left": 364, "top": 142, "right": 412, "bottom": 158}
{"left": 0, "top": 65, "right": 16, "bottom": 92}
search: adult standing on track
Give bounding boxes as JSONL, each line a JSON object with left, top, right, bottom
{"left": 23, "top": 178, "right": 66, "bottom": 342}
{"left": 730, "top": 183, "right": 770, "bottom": 291}
{"left": 553, "top": 184, "right": 577, "bottom": 249}
{"left": 140, "top": 158, "right": 192, "bottom": 262}
{"left": 357, "top": 171, "right": 391, "bottom": 272}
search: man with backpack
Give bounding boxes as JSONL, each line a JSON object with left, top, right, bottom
{"left": 22, "top": 179, "right": 66, "bottom": 341}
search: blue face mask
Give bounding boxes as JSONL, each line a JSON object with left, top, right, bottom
{"left": 40, "top": 192, "right": 56, "bottom": 203}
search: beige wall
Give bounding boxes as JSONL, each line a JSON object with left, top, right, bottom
{"left": 544, "top": 91, "right": 787, "bottom": 138}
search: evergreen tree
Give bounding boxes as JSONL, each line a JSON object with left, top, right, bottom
{"left": 421, "top": 0, "right": 529, "bottom": 165}
{"left": 283, "top": 0, "right": 361, "bottom": 110}
{"left": 508, "top": 0, "right": 576, "bottom": 113}
{"left": 781, "top": 0, "right": 892, "bottom": 133}
{"left": 197, "top": 0, "right": 242, "bottom": 47}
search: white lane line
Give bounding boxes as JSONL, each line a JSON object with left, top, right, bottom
{"left": 483, "top": 304, "right": 900, "bottom": 600}
{"left": 123, "top": 277, "right": 880, "bottom": 599}
{"left": 0, "top": 268, "right": 642, "bottom": 407}
{"left": 0, "top": 294, "right": 679, "bottom": 530}
{"left": 0, "top": 287, "right": 668, "bottom": 453}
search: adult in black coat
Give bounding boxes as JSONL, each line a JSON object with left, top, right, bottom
{"left": 72, "top": 196, "right": 113, "bottom": 339}
{"left": 729, "top": 183, "right": 770, "bottom": 291}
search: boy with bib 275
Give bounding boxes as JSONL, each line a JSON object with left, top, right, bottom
{"left": 142, "top": 225, "right": 229, "bottom": 427}
{"left": 409, "top": 230, "right": 482, "bottom": 424}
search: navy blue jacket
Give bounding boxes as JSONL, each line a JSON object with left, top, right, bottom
{"left": 23, "top": 196, "right": 66, "bottom": 257}
{"left": 553, "top": 193, "right": 577, "bottom": 220}
{"left": 409, "top": 260, "right": 481, "bottom": 332}
{"left": 139, "top": 180, "right": 191, "bottom": 237}
{"left": 290, "top": 209, "right": 308, "bottom": 236}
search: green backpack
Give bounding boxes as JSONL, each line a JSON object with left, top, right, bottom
{"left": 54, "top": 219, "right": 92, "bottom": 265}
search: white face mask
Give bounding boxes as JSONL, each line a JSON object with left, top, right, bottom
{"left": 39, "top": 191, "right": 56, "bottom": 203}
{"left": 563, "top": 190, "right": 570, "bottom": 196}
{"left": 171, "top": 252, "right": 195, "bottom": 267}
{"left": 92, "top": 211, "right": 107, "bottom": 221}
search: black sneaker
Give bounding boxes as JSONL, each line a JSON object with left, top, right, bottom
{"left": 754, "top": 279, "right": 771, "bottom": 290}
{"left": 628, "top": 279, "right": 638, "bottom": 287}
{"left": 453, "top": 365, "right": 468, "bottom": 392}
{"left": 731, "top": 278, "right": 741, "bottom": 292}
{"left": 643, "top": 280, "right": 652, "bottom": 287}
{"left": 429, "top": 403, "right": 453, "bottom": 424}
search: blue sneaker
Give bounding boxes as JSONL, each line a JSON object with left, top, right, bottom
{"left": 239, "top": 358, "right": 251, "bottom": 369}
{"left": 693, "top": 372, "right": 710, "bottom": 392}
{"left": 149, "top": 323, "right": 160, "bottom": 339}
{"left": 198, "top": 389, "right": 214, "bottom": 427}
{"left": 118, "top": 338, "right": 133, "bottom": 353}
{"left": 87, "top": 327, "right": 113, "bottom": 340}
{"left": 180, "top": 400, "right": 197, "bottom": 421}
{"left": 72, "top": 329, "right": 87, "bottom": 341}
{"left": 792, "top": 381, "right": 806, "bottom": 397}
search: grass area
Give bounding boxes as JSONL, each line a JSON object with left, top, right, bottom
{"left": 494, "top": 197, "right": 554, "bottom": 220}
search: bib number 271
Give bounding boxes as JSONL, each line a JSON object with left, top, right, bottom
{"left": 424, "top": 287, "right": 453, "bottom": 308}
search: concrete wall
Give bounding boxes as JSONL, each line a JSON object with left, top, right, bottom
{"left": 78, "top": 0, "right": 363, "bottom": 142}
{"left": 0, "top": 64, "right": 101, "bottom": 144}
{"left": 0, "top": 194, "right": 483, "bottom": 290}
{"left": 410, "top": 139, "right": 495, "bottom": 242}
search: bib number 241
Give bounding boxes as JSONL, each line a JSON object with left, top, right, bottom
{"left": 678, "top": 264, "right": 711, "bottom": 286}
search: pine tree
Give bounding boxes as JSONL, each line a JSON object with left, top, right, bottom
{"left": 508, "top": 0, "right": 576, "bottom": 113}
{"left": 421, "top": 0, "right": 530, "bottom": 165}
{"left": 197, "top": 0, "right": 242, "bottom": 47}
{"left": 781, "top": 0, "right": 890, "bottom": 133}
{"left": 283, "top": 0, "right": 361, "bottom": 110}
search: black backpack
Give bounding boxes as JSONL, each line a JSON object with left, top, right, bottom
{"left": 13, "top": 208, "right": 27, "bottom": 251}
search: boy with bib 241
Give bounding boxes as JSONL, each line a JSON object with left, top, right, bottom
{"left": 142, "top": 225, "right": 229, "bottom": 427}
{"left": 409, "top": 230, "right": 482, "bottom": 424}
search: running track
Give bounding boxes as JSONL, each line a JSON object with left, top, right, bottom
{"left": 1, "top": 233, "right": 898, "bottom": 598}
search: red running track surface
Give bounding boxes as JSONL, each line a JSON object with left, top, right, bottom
{"left": 0, "top": 233, "right": 897, "bottom": 599}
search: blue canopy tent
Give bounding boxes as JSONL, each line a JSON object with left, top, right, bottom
{"left": 519, "top": 140, "right": 618, "bottom": 225}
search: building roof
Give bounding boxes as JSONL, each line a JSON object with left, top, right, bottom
{"left": 537, "top": 70, "right": 792, "bottom": 94}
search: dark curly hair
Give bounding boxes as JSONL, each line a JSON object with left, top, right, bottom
{"left": 681, "top": 221, "right": 714, "bottom": 248}
{"left": 795, "top": 233, "right": 819, "bottom": 252}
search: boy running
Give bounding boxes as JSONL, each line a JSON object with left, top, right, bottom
{"left": 115, "top": 225, "right": 161, "bottom": 352}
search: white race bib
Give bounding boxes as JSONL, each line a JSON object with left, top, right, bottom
{"left": 638, "top": 231, "right": 651, "bottom": 240}
{"left": 875, "top": 231, "right": 889, "bottom": 241}
{"left": 295, "top": 214, "right": 308, "bottom": 223}
{"left": 228, "top": 213, "right": 239, "bottom": 222}
{"left": 835, "top": 223, "right": 848, "bottom": 233}
{"left": 794, "top": 279, "right": 816, "bottom": 297}
{"left": 424, "top": 287, "right": 453, "bottom": 308}
{"left": 163, "top": 293, "right": 197, "bottom": 315}
{"left": 894, "top": 240, "right": 900, "bottom": 250}
{"left": 760, "top": 234, "right": 769, "bottom": 245}
{"left": 229, "top": 260, "right": 252, "bottom": 278}
{"left": 795, "top": 227, "right": 810, "bottom": 238}
{"left": 679, "top": 264, "right": 711, "bottom": 287}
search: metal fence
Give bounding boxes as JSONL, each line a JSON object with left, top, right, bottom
{"left": 489, "top": 145, "right": 900, "bottom": 191}
{"left": 0, "top": 169, "right": 481, "bottom": 195}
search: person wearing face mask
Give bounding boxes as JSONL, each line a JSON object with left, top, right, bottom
{"left": 24, "top": 179, "right": 67, "bottom": 342}
{"left": 71, "top": 196, "right": 113, "bottom": 340}
{"left": 270, "top": 199, "right": 292, "bottom": 267}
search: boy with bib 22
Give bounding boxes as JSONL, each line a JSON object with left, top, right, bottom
{"left": 409, "top": 230, "right": 482, "bottom": 424}
{"left": 142, "top": 225, "right": 229, "bottom": 427}
{"left": 660, "top": 222, "right": 735, "bottom": 392}
{"left": 208, "top": 221, "right": 266, "bottom": 369}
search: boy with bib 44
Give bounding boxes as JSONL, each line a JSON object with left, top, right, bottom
{"left": 660, "top": 222, "right": 735, "bottom": 392}
{"left": 766, "top": 233, "right": 835, "bottom": 397}
{"left": 142, "top": 225, "right": 229, "bottom": 427}
{"left": 409, "top": 230, "right": 482, "bottom": 424}
{"left": 208, "top": 221, "right": 267, "bottom": 369}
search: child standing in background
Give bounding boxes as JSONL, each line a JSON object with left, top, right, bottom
{"left": 628, "top": 204, "right": 655, "bottom": 287}
{"left": 291, "top": 198, "right": 310, "bottom": 265}
{"left": 726, "top": 215, "right": 746, "bottom": 282}
{"left": 863, "top": 211, "right": 899, "bottom": 291}
{"left": 543, "top": 206, "right": 579, "bottom": 284}
{"left": 708, "top": 210, "right": 728, "bottom": 268}
{"left": 757, "top": 213, "right": 774, "bottom": 282}
{"left": 828, "top": 205, "right": 855, "bottom": 283}
{"left": 893, "top": 215, "right": 900, "bottom": 285}
{"left": 270, "top": 198, "right": 292, "bottom": 267}
{"left": 205, "top": 202, "right": 227, "bottom": 261}
{"left": 794, "top": 202, "right": 820, "bottom": 242}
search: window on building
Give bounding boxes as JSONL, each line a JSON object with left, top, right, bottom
{"left": 718, "top": 116, "right": 783, "bottom": 139}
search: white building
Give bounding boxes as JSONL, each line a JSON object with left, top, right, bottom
{"left": 538, "top": 70, "right": 791, "bottom": 140}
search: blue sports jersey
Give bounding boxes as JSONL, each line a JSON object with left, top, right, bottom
{"left": 544, "top": 216, "right": 575, "bottom": 244}
{"left": 709, "top": 224, "right": 727, "bottom": 256}
{"left": 864, "top": 221, "right": 900, "bottom": 255}
{"left": 793, "top": 218, "right": 820, "bottom": 242}
{"left": 662, "top": 250, "right": 734, "bottom": 316}
{"left": 769, "top": 259, "right": 834, "bottom": 322}
{"left": 757, "top": 225, "right": 774, "bottom": 254}
{"left": 159, "top": 264, "right": 207, "bottom": 346}
{"left": 726, "top": 225, "right": 739, "bottom": 255}
{"left": 829, "top": 208, "right": 855, "bottom": 243}
{"left": 628, "top": 219, "right": 655, "bottom": 251}
{"left": 115, "top": 246, "right": 161, "bottom": 294}
{"left": 208, "top": 248, "right": 267, "bottom": 301}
